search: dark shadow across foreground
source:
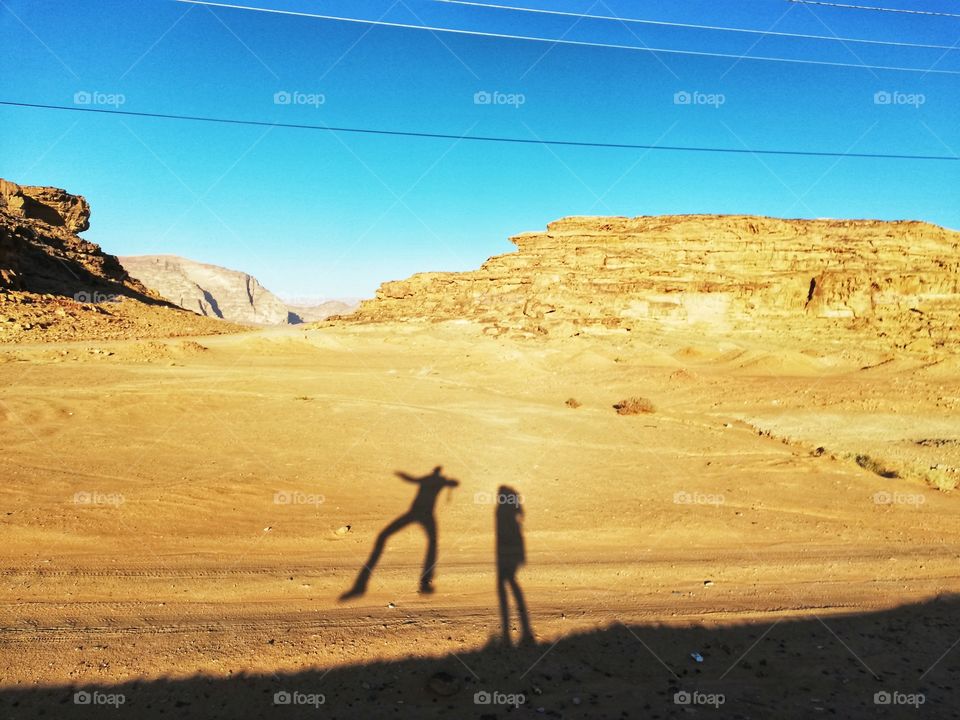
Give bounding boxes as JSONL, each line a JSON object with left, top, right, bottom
{"left": 1, "top": 595, "right": 957, "bottom": 719}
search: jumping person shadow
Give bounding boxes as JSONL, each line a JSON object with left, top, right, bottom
{"left": 339, "top": 466, "right": 459, "bottom": 601}
{"left": 496, "top": 485, "right": 534, "bottom": 647}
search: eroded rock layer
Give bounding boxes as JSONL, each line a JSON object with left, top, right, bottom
{"left": 0, "top": 179, "right": 244, "bottom": 343}
{"left": 349, "top": 215, "right": 960, "bottom": 351}
{"left": 0, "top": 179, "right": 135, "bottom": 294}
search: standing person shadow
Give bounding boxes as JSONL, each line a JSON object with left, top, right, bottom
{"left": 496, "top": 485, "right": 534, "bottom": 647}
{"left": 339, "top": 466, "right": 459, "bottom": 601}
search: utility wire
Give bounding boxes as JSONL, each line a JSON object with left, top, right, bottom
{"left": 788, "top": 0, "right": 960, "bottom": 18}
{"left": 174, "top": 0, "right": 960, "bottom": 74}
{"left": 2, "top": 101, "right": 956, "bottom": 162}
{"left": 432, "top": 0, "right": 960, "bottom": 51}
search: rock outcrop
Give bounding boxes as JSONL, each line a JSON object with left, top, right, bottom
{"left": 0, "top": 179, "right": 244, "bottom": 343}
{"left": 120, "top": 255, "right": 293, "bottom": 325}
{"left": 0, "top": 179, "right": 139, "bottom": 294}
{"left": 348, "top": 215, "right": 960, "bottom": 352}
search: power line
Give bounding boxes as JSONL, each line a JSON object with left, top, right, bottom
{"left": 174, "top": 0, "right": 960, "bottom": 74}
{"left": 2, "top": 100, "right": 956, "bottom": 162}
{"left": 788, "top": 0, "right": 960, "bottom": 17}
{"left": 432, "top": 0, "right": 960, "bottom": 51}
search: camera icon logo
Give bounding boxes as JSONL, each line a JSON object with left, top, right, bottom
{"left": 674, "top": 690, "right": 692, "bottom": 704}
{"left": 273, "top": 690, "right": 292, "bottom": 705}
{"left": 73, "top": 690, "right": 92, "bottom": 705}
{"left": 874, "top": 91, "right": 892, "bottom": 105}
{"left": 474, "top": 90, "right": 492, "bottom": 105}
{"left": 674, "top": 90, "right": 692, "bottom": 105}
{"left": 474, "top": 690, "right": 492, "bottom": 704}
{"left": 274, "top": 91, "right": 292, "bottom": 105}
{"left": 73, "top": 91, "right": 92, "bottom": 105}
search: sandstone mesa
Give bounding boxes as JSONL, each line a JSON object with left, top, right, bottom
{"left": 349, "top": 215, "right": 960, "bottom": 354}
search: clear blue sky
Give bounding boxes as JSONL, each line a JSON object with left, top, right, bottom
{"left": 2, "top": 0, "right": 958, "bottom": 299}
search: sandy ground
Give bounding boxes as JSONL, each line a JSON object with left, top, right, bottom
{"left": 0, "top": 322, "right": 958, "bottom": 718}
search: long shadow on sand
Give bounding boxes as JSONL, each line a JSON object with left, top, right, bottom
{"left": 340, "top": 466, "right": 460, "bottom": 600}
{"left": 495, "top": 485, "right": 534, "bottom": 647}
{"left": 2, "top": 596, "right": 956, "bottom": 719}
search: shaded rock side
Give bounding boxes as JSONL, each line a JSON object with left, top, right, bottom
{"left": 0, "top": 178, "right": 143, "bottom": 295}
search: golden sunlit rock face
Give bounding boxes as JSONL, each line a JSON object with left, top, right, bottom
{"left": 353, "top": 215, "right": 959, "bottom": 352}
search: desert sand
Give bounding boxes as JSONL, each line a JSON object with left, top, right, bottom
{"left": 1, "top": 320, "right": 958, "bottom": 718}
{"left": 3, "top": 180, "right": 959, "bottom": 717}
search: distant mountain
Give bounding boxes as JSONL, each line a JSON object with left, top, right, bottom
{"left": 120, "top": 255, "right": 292, "bottom": 325}
{"left": 286, "top": 300, "right": 359, "bottom": 323}
{"left": 120, "top": 255, "right": 360, "bottom": 325}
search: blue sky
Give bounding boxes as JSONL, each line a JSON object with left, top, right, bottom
{"left": 2, "top": 0, "right": 958, "bottom": 298}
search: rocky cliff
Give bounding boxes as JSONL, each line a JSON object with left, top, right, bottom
{"left": 120, "top": 255, "right": 293, "bottom": 325}
{"left": 348, "top": 215, "right": 960, "bottom": 352}
{"left": 0, "top": 179, "right": 243, "bottom": 343}
{"left": 0, "top": 178, "right": 140, "bottom": 295}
